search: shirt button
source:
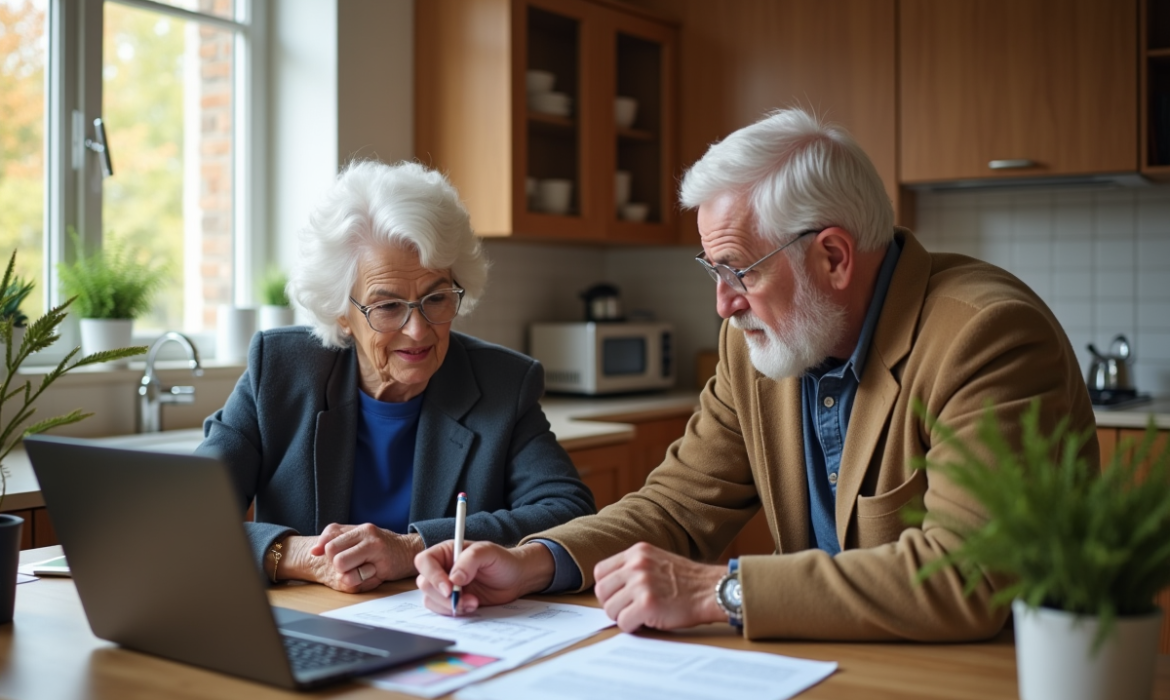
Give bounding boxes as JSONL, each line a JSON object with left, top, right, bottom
{"left": 823, "top": 396, "right": 836, "bottom": 409}
{"left": 828, "top": 472, "right": 838, "bottom": 485}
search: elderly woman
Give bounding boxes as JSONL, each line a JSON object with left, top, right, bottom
{"left": 196, "top": 161, "right": 594, "bottom": 593}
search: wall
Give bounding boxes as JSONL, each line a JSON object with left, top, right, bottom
{"left": 452, "top": 240, "right": 719, "bottom": 389}
{"left": 914, "top": 184, "right": 1170, "bottom": 396}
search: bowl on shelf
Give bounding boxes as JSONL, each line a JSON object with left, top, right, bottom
{"left": 538, "top": 179, "right": 574, "bottom": 214}
{"left": 526, "top": 69, "right": 556, "bottom": 93}
{"left": 529, "top": 91, "right": 572, "bottom": 116}
{"left": 615, "top": 170, "right": 632, "bottom": 207}
{"left": 615, "top": 96, "right": 638, "bottom": 128}
{"left": 619, "top": 202, "right": 649, "bottom": 222}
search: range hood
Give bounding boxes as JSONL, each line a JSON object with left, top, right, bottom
{"left": 906, "top": 172, "right": 1150, "bottom": 194}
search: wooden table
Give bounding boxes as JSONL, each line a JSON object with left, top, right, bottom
{"left": 4, "top": 547, "right": 1170, "bottom": 700}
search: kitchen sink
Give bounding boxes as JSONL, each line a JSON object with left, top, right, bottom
{"left": 89, "top": 428, "right": 206, "bottom": 455}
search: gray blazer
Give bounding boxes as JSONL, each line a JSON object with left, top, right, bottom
{"left": 196, "top": 327, "right": 595, "bottom": 569}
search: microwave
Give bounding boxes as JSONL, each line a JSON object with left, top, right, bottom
{"left": 529, "top": 322, "right": 675, "bottom": 395}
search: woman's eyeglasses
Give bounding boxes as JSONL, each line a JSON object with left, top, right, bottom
{"left": 349, "top": 288, "right": 465, "bottom": 332}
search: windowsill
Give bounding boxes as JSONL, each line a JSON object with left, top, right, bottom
{"left": 14, "top": 359, "right": 247, "bottom": 386}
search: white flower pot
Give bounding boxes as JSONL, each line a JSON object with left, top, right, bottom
{"left": 1013, "top": 599, "right": 1162, "bottom": 700}
{"left": 79, "top": 318, "right": 134, "bottom": 367}
{"left": 10, "top": 325, "right": 25, "bottom": 355}
{"left": 258, "top": 305, "right": 294, "bottom": 331}
{"left": 216, "top": 305, "right": 256, "bottom": 364}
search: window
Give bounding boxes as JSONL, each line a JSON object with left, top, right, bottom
{"left": 2, "top": 0, "right": 266, "bottom": 356}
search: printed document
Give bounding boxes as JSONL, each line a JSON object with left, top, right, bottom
{"left": 323, "top": 590, "right": 614, "bottom": 697}
{"left": 456, "top": 634, "right": 838, "bottom": 700}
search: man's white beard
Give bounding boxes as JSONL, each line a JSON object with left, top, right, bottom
{"left": 729, "top": 266, "right": 847, "bottom": 380}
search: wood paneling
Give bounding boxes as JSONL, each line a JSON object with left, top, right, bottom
{"left": 900, "top": 0, "right": 1138, "bottom": 183}
{"left": 32, "top": 509, "right": 56, "bottom": 549}
{"left": 624, "top": 0, "right": 902, "bottom": 235}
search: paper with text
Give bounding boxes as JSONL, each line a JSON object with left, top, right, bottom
{"left": 455, "top": 634, "right": 837, "bottom": 700}
{"left": 323, "top": 590, "right": 614, "bottom": 697}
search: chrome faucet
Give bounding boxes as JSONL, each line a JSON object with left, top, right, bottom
{"left": 138, "top": 331, "right": 203, "bottom": 433}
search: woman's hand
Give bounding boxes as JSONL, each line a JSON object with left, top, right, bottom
{"left": 415, "top": 541, "right": 556, "bottom": 615}
{"left": 282, "top": 524, "right": 425, "bottom": 592}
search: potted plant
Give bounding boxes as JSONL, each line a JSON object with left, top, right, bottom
{"left": 56, "top": 231, "right": 165, "bottom": 367}
{"left": 915, "top": 401, "right": 1170, "bottom": 700}
{"left": 257, "top": 267, "right": 294, "bottom": 331}
{"left": 0, "top": 250, "right": 146, "bottom": 623}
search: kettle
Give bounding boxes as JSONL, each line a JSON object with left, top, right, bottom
{"left": 1087, "top": 335, "right": 1134, "bottom": 392}
{"left": 580, "top": 283, "right": 624, "bottom": 323}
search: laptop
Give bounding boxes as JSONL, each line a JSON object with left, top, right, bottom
{"left": 24, "top": 435, "right": 454, "bottom": 690}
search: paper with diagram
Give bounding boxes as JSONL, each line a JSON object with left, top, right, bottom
{"left": 455, "top": 634, "right": 838, "bottom": 700}
{"left": 323, "top": 589, "right": 614, "bottom": 697}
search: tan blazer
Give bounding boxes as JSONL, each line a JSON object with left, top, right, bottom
{"left": 525, "top": 230, "right": 1097, "bottom": 642}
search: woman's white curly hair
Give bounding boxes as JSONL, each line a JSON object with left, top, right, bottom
{"left": 289, "top": 161, "right": 489, "bottom": 348}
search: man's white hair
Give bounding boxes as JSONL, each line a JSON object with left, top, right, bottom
{"left": 679, "top": 108, "right": 894, "bottom": 256}
{"left": 289, "top": 160, "right": 489, "bottom": 349}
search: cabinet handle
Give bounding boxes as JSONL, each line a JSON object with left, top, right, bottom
{"left": 576, "top": 468, "right": 594, "bottom": 477}
{"left": 988, "top": 159, "right": 1036, "bottom": 170}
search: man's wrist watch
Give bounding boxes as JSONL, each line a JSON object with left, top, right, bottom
{"left": 715, "top": 558, "right": 743, "bottom": 628}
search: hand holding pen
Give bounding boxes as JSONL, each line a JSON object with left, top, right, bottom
{"left": 451, "top": 492, "right": 467, "bottom": 615}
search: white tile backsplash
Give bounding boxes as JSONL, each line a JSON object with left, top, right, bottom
{"left": 916, "top": 184, "right": 1170, "bottom": 396}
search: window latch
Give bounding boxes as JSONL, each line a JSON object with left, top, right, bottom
{"left": 83, "top": 117, "right": 114, "bottom": 178}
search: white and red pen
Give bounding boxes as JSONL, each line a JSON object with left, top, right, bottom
{"left": 451, "top": 492, "right": 467, "bottom": 615}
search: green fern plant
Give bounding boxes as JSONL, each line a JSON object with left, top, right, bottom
{"left": 56, "top": 229, "right": 166, "bottom": 319}
{"left": 913, "top": 399, "right": 1170, "bottom": 650}
{"left": 0, "top": 250, "right": 147, "bottom": 510}
{"left": 258, "top": 267, "right": 289, "bottom": 307}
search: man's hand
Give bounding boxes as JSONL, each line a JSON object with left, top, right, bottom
{"left": 593, "top": 542, "right": 728, "bottom": 632}
{"left": 415, "top": 541, "right": 556, "bottom": 615}
{"left": 283, "top": 523, "right": 423, "bottom": 593}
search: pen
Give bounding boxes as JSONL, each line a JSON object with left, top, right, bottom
{"left": 451, "top": 492, "right": 467, "bottom": 616}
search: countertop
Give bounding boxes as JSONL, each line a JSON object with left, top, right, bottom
{"left": 1092, "top": 396, "right": 1170, "bottom": 430}
{"left": 0, "top": 391, "right": 702, "bottom": 512}
{"left": 7, "top": 389, "right": 1161, "bottom": 513}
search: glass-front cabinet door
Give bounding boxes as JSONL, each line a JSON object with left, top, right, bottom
{"left": 513, "top": 0, "right": 601, "bottom": 241}
{"left": 598, "top": 10, "right": 676, "bottom": 244}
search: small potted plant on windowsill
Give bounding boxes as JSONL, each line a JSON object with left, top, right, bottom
{"left": 56, "top": 232, "right": 165, "bottom": 367}
{"left": 914, "top": 401, "right": 1170, "bottom": 700}
{"left": 0, "top": 250, "right": 146, "bottom": 623}
{"left": 257, "top": 267, "right": 293, "bottom": 331}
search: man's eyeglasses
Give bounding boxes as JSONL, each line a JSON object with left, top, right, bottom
{"left": 349, "top": 288, "right": 465, "bottom": 333}
{"left": 695, "top": 229, "right": 820, "bottom": 294}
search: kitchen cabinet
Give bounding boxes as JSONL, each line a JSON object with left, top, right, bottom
{"left": 627, "top": 0, "right": 908, "bottom": 233}
{"left": 566, "top": 442, "right": 631, "bottom": 510}
{"left": 1144, "top": 0, "right": 1170, "bottom": 178}
{"left": 899, "top": 0, "right": 1138, "bottom": 184}
{"left": 415, "top": 0, "right": 678, "bottom": 245}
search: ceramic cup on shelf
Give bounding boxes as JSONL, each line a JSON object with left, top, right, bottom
{"left": 529, "top": 91, "right": 572, "bottom": 116}
{"left": 526, "top": 69, "right": 555, "bottom": 93}
{"left": 615, "top": 170, "right": 632, "bottom": 208}
{"left": 538, "top": 179, "right": 573, "bottom": 215}
{"left": 619, "top": 202, "right": 649, "bottom": 222}
{"left": 615, "top": 96, "right": 638, "bottom": 128}
{"left": 217, "top": 305, "right": 257, "bottom": 364}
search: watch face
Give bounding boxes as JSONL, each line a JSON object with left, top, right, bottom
{"left": 720, "top": 576, "right": 743, "bottom": 609}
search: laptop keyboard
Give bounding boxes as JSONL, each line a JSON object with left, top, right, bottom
{"left": 282, "top": 634, "right": 383, "bottom": 672}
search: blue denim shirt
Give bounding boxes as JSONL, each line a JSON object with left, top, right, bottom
{"left": 537, "top": 238, "right": 904, "bottom": 588}
{"left": 801, "top": 239, "right": 902, "bottom": 554}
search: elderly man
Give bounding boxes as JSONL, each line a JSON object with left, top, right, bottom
{"left": 414, "top": 108, "right": 1097, "bottom": 641}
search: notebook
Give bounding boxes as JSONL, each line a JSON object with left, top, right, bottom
{"left": 24, "top": 435, "right": 454, "bottom": 690}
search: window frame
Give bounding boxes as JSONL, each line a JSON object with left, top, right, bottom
{"left": 40, "top": 0, "right": 269, "bottom": 363}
